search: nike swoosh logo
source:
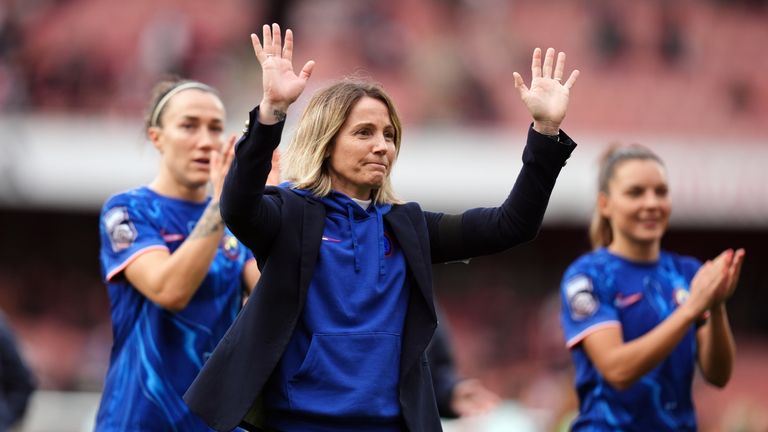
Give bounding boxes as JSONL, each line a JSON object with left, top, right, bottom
{"left": 615, "top": 292, "right": 643, "bottom": 309}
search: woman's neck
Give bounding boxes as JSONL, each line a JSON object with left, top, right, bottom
{"left": 608, "top": 236, "right": 660, "bottom": 262}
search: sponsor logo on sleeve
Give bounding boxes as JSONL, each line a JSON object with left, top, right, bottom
{"left": 104, "top": 207, "right": 137, "bottom": 252}
{"left": 566, "top": 275, "right": 599, "bottom": 320}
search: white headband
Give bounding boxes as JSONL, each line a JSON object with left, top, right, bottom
{"left": 149, "top": 82, "right": 216, "bottom": 127}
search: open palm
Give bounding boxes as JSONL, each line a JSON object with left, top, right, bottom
{"left": 252, "top": 24, "right": 315, "bottom": 109}
{"left": 513, "top": 48, "right": 579, "bottom": 134}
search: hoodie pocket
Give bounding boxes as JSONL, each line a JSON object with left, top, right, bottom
{"left": 287, "top": 332, "right": 401, "bottom": 418}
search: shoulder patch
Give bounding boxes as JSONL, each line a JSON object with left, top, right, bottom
{"left": 104, "top": 206, "right": 138, "bottom": 252}
{"left": 565, "top": 274, "right": 599, "bottom": 320}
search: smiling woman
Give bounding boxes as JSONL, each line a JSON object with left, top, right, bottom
{"left": 559, "top": 144, "right": 745, "bottom": 431}
{"left": 93, "top": 79, "right": 263, "bottom": 431}
{"left": 184, "top": 23, "right": 580, "bottom": 432}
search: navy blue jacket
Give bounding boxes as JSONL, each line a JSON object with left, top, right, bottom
{"left": 184, "top": 107, "right": 576, "bottom": 431}
{"left": 0, "top": 313, "right": 35, "bottom": 430}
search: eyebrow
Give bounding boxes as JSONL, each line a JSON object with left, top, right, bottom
{"left": 180, "top": 115, "right": 223, "bottom": 124}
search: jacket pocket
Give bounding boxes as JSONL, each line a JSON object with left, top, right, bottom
{"left": 287, "top": 332, "right": 401, "bottom": 418}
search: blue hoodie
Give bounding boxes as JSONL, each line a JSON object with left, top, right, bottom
{"left": 264, "top": 187, "right": 410, "bottom": 431}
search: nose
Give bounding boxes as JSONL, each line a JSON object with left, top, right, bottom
{"left": 198, "top": 128, "right": 219, "bottom": 151}
{"left": 372, "top": 133, "right": 389, "bottom": 155}
{"left": 642, "top": 190, "right": 661, "bottom": 208}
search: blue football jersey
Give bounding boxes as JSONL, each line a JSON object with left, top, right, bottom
{"left": 560, "top": 248, "right": 702, "bottom": 431}
{"left": 95, "top": 186, "right": 253, "bottom": 431}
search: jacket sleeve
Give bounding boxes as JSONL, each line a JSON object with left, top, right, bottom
{"left": 220, "top": 106, "right": 284, "bottom": 258}
{"left": 427, "top": 125, "right": 576, "bottom": 264}
{"left": 0, "top": 315, "right": 35, "bottom": 429}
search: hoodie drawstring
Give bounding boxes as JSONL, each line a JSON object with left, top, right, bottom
{"left": 347, "top": 203, "right": 386, "bottom": 277}
{"left": 347, "top": 206, "right": 361, "bottom": 272}
{"left": 375, "top": 206, "right": 385, "bottom": 277}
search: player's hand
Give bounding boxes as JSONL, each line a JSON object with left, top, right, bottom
{"left": 687, "top": 249, "right": 733, "bottom": 316}
{"left": 266, "top": 149, "right": 281, "bottom": 186}
{"left": 713, "top": 248, "right": 745, "bottom": 305}
{"left": 513, "top": 47, "right": 579, "bottom": 135}
{"left": 210, "top": 134, "right": 236, "bottom": 202}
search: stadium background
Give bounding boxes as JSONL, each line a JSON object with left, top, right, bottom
{"left": 0, "top": 0, "right": 766, "bottom": 430}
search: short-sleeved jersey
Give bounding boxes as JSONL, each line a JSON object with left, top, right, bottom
{"left": 560, "top": 248, "right": 702, "bottom": 432}
{"left": 94, "top": 186, "right": 254, "bottom": 432}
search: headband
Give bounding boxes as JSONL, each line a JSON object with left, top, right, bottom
{"left": 149, "top": 82, "right": 216, "bottom": 127}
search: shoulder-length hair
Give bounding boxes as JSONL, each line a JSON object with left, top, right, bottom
{"left": 589, "top": 143, "right": 665, "bottom": 249}
{"left": 283, "top": 79, "right": 404, "bottom": 205}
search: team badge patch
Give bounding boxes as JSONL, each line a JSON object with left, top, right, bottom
{"left": 104, "top": 206, "right": 137, "bottom": 252}
{"left": 383, "top": 232, "right": 393, "bottom": 257}
{"left": 565, "top": 275, "right": 599, "bottom": 320}
{"left": 673, "top": 287, "right": 690, "bottom": 306}
{"left": 221, "top": 234, "right": 241, "bottom": 260}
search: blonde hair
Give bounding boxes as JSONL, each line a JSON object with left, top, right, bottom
{"left": 589, "top": 143, "right": 665, "bottom": 249}
{"left": 283, "top": 79, "right": 403, "bottom": 205}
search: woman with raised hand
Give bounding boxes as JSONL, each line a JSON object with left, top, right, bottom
{"left": 94, "top": 79, "right": 268, "bottom": 431}
{"left": 185, "top": 23, "right": 579, "bottom": 432}
{"left": 560, "top": 144, "right": 744, "bottom": 431}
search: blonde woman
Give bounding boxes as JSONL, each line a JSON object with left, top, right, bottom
{"left": 186, "top": 24, "right": 580, "bottom": 432}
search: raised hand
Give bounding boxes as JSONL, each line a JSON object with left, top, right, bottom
{"left": 210, "top": 134, "right": 237, "bottom": 202}
{"left": 252, "top": 23, "right": 315, "bottom": 123}
{"left": 513, "top": 47, "right": 579, "bottom": 135}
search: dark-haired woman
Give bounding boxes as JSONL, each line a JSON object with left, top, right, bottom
{"left": 94, "top": 80, "right": 269, "bottom": 431}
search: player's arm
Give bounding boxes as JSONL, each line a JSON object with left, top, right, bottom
{"left": 125, "top": 200, "right": 226, "bottom": 312}
{"left": 582, "top": 251, "right": 733, "bottom": 390}
{"left": 124, "top": 136, "right": 237, "bottom": 312}
{"left": 695, "top": 248, "right": 744, "bottom": 387}
{"left": 581, "top": 309, "right": 700, "bottom": 390}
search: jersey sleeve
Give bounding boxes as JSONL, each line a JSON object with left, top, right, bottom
{"left": 99, "top": 194, "right": 168, "bottom": 282}
{"left": 560, "top": 262, "right": 621, "bottom": 349}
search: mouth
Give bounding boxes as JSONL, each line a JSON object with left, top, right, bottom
{"left": 365, "top": 162, "right": 388, "bottom": 172}
{"left": 192, "top": 158, "right": 211, "bottom": 169}
{"left": 638, "top": 218, "right": 664, "bottom": 228}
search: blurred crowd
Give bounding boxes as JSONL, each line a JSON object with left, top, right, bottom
{"left": 1, "top": 0, "right": 766, "bottom": 134}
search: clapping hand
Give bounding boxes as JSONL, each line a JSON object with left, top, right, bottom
{"left": 513, "top": 48, "right": 579, "bottom": 136}
{"left": 688, "top": 248, "right": 746, "bottom": 316}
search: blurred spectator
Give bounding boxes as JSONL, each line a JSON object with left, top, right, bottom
{"left": 589, "top": 1, "right": 628, "bottom": 65}
{"left": 0, "top": 310, "right": 35, "bottom": 431}
{"left": 0, "top": 0, "right": 27, "bottom": 110}
{"left": 137, "top": 10, "right": 194, "bottom": 79}
{"left": 429, "top": 305, "right": 500, "bottom": 418}
{"left": 658, "top": 1, "right": 687, "bottom": 67}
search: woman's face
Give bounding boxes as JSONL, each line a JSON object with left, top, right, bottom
{"left": 327, "top": 96, "right": 397, "bottom": 200}
{"left": 151, "top": 89, "right": 225, "bottom": 191}
{"left": 600, "top": 159, "right": 671, "bottom": 248}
